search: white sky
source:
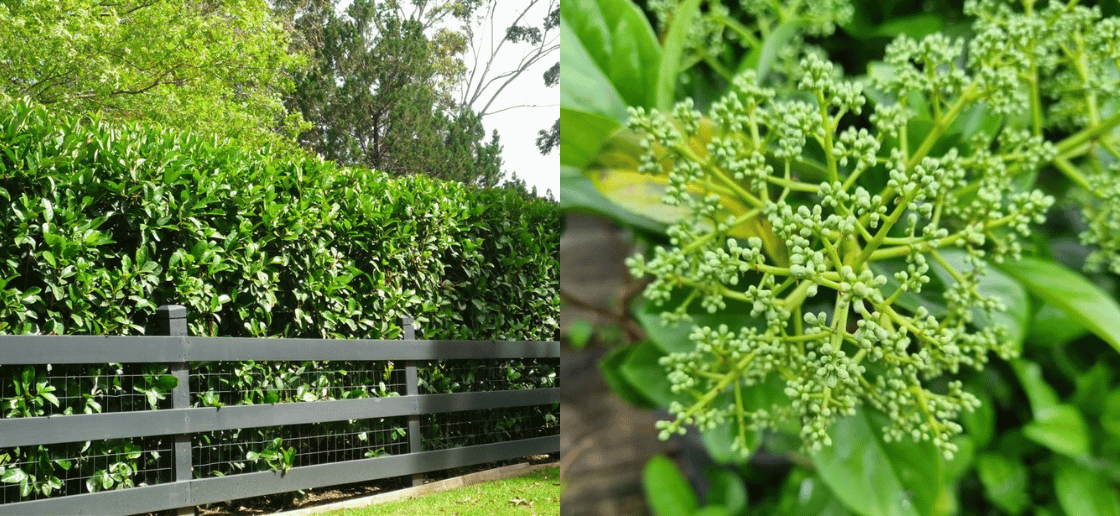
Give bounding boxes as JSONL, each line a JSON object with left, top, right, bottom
{"left": 461, "top": 2, "right": 560, "bottom": 198}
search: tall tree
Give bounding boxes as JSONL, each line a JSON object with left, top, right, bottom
{"left": 456, "top": 0, "right": 558, "bottom": 155}
{"left": 0, "top": 0, "right": 305, "bottom": 146}
{"left": 277, "top": 0, "right": 504, "bottom": 187}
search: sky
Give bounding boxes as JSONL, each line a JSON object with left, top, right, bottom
{"left": 461, "top": 2, "right": 560, "bottom": 198}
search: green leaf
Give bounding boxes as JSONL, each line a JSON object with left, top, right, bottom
{"left": 976, "top": 453, "right": 1030, "bottom": 515}
{"left": 643, "top": 455, "right": 699, "bottom": 516}
{"left": 998, "top": 257, "right": 1120, "bottom": 356}
{"left": 619, "top": 340, "right": 688, "bottom": 408}
{"left": 960, "top": 378, "right": 995, "bottom": 449}
{"left": 1010, "top": 359, "right": 1060, "bottom": 413}
{"left": 566, "top": 319, "right": 594, "bottom": 349}
{"left": 560, "top": 108, "right": 622, "bottom": 169}
{"left": 156, "top": 375, "right": 179, "bottom": 391}
{"left": 811, "top": 408, "right": 944, "bottom": 516}
{"left": 655, "top": 0, "right": 702, "bottom": 110}
{"left": 1053, "top": 458, "right": 1120, "bottom": 516}
{"left": 598, "top": 342, "right": 659, "bottom": 409}
{"left": 561, "top": 0, "right": 661, "bottom": 112}
{"left": 560, "top": 166, "right": 667, "bottom": 235}
{"left": 1029, "top": 303, "right": 1089, "bottom": 347}
{"left": 0, "top": 468, "right": 26, "bottom": 484}
{"left": 1103, "top": 388, "right": 1120, "bottom": 440}
{"left": 1022, "top": 404, "right": 1091, "bottom": 458}
{"left": 778, "top": 470, "right": 856, "bottom": 516}
{"left": 705, "top": 469, "right": 747, "bottom": 516}
{"left": 739, "top": 20, "right": 805, "bottom": 79}
{"left": 560, "top": 20, "right": 629, "bottom": 121}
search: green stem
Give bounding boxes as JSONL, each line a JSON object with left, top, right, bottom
{"left": 1052, "top": 156, "right": 1097, "bottom": 193}
{"left": 1055, "top": 110, "right": 1120, "bottom": 155}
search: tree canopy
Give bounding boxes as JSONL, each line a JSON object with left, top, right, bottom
{"left": 0, "top": 0, "right": 304, "bottom": 147}
{"left": 278, "top": 0, "right": 505, "bottom": 187}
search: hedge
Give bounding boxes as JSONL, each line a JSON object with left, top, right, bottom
{"left": 0, "top": 97, "right": 559, "bottom": 341}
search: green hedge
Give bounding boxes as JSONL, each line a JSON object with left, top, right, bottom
{"left": 0, "top": 97, "right": 559, "bottom": 502}
{"left": 0, "top": 97, "right": 558, "bottom": 341}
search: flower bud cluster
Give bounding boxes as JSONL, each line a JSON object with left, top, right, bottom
{"left": 625, "top": 49, "right": 1059, "bottom": 460}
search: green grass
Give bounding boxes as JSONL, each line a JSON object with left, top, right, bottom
{"left": 329, "top": 467, "right": 562, "bottom": 516}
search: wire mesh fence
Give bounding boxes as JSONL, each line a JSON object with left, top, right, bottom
{"left": 0, "top": 363, "right": 174, "bottom": 418}
{"left": 0, "top": 320, "right": 559, "bottom": 514}
{"left": 189, "top": 361, "right": 408, "bottom": 407}
{"left": 417, "top": 358, "right": 559, "bottom": 394}
{"left": 421, "top": 404, "right": 560, "bottom": 451}
{"left": 193, "top": 416, "right": 411, "bottom": 478}
{"left": 0, "top": 436, "right": 173, "bottom": 505}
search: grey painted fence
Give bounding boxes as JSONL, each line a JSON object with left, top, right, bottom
{"left": 0, "top": 305, "right": 560, "bottom": 515}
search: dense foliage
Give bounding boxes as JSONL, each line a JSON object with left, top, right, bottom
{"left": 562, "top": 0, "right": 1120, "bottom": 514}
{"left": 277, "top": 0, "right": 507, "bottom": 188}
{"left": 0, "top": 0, "right": 305, "bottom": 149}
{"left": 0, "top": 97, "right": 558, "bottom": 340}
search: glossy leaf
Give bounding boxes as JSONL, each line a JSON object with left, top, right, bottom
{"left": 598, "top": 342, "right": 659, "bottom": 409}
{"left": 560, "top": 166, "right": 668, "bottom": 235}
{"left": 561, "top": 0, "right": 661, "bottom": 111}
{"left": 705, "top": 469, "right": 747, "bottom": 516}
{"left": 644, "top": 455, "right": 700, "bottom": 516}
{"left": 976, "top": 453, "right": 1030, "bottom": 515}
{"left": 778, "top": 470, "right": 856, "bottom": 516}
{"left": 656, "top": 0, "right": 702, "bottom": 110}
{"left": 811, "top": 408, "right": 944, "bottom": 516}
{"left": 998, "top": 257, "right": 1120, "bottom": 356}
{"left": 1022, "top": 404, "right": 1091, "bottom": 458}
{"left": 1028, "top": 303, "right": 1089, "bottom": 347}
{"left": 739, "top": 20, "right": 804, "bottom": 78}
{"left": 619, "top": 340, "right": 690, "bottom": 408}
{"left": 559, "top": 20, "right": 630, "bottom": 122}
{"left": 560, "top": 108, "right": 622, "bottom": 169}
{"left": 1053, "top": 458, "right": 1120, "bottom": 516}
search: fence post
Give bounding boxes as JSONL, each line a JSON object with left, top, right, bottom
{"left": 401, "top": 316, "right": 424, "bottom": 487}
{"left": 158, "top": 304, "right": 195, "bottom": 516}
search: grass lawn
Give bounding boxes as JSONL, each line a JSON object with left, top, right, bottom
{"left": 328, "top": 467, "right": 562, "bottom": 516}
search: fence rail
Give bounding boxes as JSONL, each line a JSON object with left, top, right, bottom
{"left": 0, "top": 305, "right": 560, "bottom": 515}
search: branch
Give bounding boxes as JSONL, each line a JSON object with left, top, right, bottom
{"left": 485, "top": 103, "right": 558, "bottom": 115}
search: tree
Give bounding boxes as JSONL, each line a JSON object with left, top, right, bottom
{"left": 455, "top": 0, "right": 559, "bottom": 155}
{"left": 0, "top": 0, "right": 305, "bottom": 146}
{"left": 276, "top": 0, "right": 504, "bottom": 187}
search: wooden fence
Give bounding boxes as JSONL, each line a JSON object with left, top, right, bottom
{"left": 0, "top": 305, "right": 560, "bottom": 515}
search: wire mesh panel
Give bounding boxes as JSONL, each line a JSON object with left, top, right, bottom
{"left": 0, "top": 437, "right": 173, "bottom": 505}
{"left": 188, "top": 360, "right": 407, "bottom": 406}
{"left": 192, "top": 417, "right": 411, "bottom": 478}
{"left": 0, "top": 363, "right": 175, "bottom": 418}
{"left": 420, "top": 403, "right": 560, "bottom": 451}
{"left": 416, "top": 358, "right": 559, "bottom": 394}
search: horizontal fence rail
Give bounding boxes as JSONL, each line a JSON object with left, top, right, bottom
{"left": 0, "top": 305, "right": 560, "bottom": 515}
{"left": 0, "top": 336, "right": 561, "bottom": 363}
